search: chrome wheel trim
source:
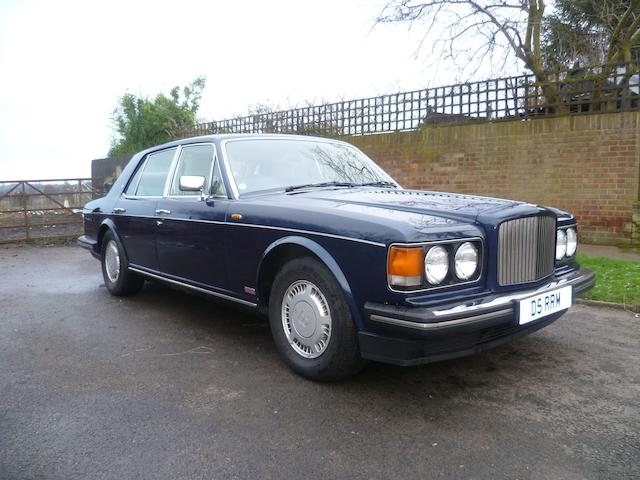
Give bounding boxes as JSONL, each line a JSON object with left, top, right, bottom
{"left": 281, "top": 280, "right": 332, "bottom": 359}
{"left": 104, "top": 240, "right": 121, "bottom": 283}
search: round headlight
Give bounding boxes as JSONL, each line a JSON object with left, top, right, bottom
{"left": 455, "top": 242, "right": 478, "bottom": 280}
{"left": 566, "top": 228, "right": 577, "bottom": 257}
{"left": 425, "top": 245, "right": 449, "bottom": 284}
{"left": 556, "top": 229, "right": 567, "bottom": 260}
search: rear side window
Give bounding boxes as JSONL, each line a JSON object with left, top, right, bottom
{"left": 126, "top": 148, "right": 177, "bottom": 197}
{"left": 169, "top": 144, "right": 214, "bottom": 196}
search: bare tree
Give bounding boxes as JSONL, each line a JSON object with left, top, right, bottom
{"left": 377, "top": 1, "right": 550, "bottom": 81}
{"left": 376, "top": 1, "right": 639, "bottom": 96}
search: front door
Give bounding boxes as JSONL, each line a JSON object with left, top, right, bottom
{"left": 155, "top": 143, "right": 230, "bottom": 289}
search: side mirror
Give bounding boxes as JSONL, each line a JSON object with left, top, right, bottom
{"left": 179, "top": 175, "right": 206, "bottom": 192}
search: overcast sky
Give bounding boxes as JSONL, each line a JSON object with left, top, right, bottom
{"left": 0, "top": 0, "right": 518, "bottom": 181}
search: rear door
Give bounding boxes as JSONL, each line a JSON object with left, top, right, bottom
{"left": 112, "top": 147, "right": 178, "bottom": 270}
{"left": 155, "top": 143, "right": 230, "bottom": 289}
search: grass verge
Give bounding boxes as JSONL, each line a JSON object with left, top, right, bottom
{"left": 578, "top": 254, "right": 640, "bottom": 312}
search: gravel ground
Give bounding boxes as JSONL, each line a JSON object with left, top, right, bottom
{"left": 1, "top": 244, "right": 639, "bottom": 480}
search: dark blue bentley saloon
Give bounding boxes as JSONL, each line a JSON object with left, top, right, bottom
{"left": 79, "top": 134, "right": 595, "bottom": 380}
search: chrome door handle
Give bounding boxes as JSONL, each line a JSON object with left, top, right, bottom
{"left": 113, "top": 208, "right": 126, "bottom": 214}
{"left": 155, "top": 209, "right": 171, "bottom": 215}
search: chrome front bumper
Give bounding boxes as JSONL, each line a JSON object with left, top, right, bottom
{"left": 365, "top": 268, "right": 595, "bottom": 333}
{"left": 359, "top": 269, "right": 595, "bottom": 365}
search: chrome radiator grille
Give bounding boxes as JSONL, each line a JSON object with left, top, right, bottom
{"left": 497, "top": 216, "right": 556, "bottom": 286}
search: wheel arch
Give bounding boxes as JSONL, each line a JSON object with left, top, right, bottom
{"left": 256, "top": 236, "right": 363, "bottom": 328}
{"left": 97, "top": 219, "right": 130, "bottom": 264}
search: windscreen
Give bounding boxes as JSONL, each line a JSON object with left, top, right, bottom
{"left": 224, "top": 139, "right": 395, "bottom": 195}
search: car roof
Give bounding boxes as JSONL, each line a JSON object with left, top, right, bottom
{"left": 138, "top": 133, "right": 349, "bottom": 156}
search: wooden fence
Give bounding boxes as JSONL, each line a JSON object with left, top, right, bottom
{"left": 174, "top": 62, "right": 640, "bottom": 139}
{"left": 0, "top": 178, "right": 103, "bottom": 243}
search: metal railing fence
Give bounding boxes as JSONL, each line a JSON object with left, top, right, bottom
{"left": 174, "top": 62, "right": 639, "bottom": 139}
{"left": 0, "top": 178, "right": 103, "bottom": 243}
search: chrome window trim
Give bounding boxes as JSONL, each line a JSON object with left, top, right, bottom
{"left": 128, "top": 266, "right": 257, "bottom": 307}
{"left": 219, "top": 136, "right": 399, "bottom": 199}
{"left": 121, "top": 143, "right": 230, "bottom": 201}
{"left": 104, "top": 212, "right": 386, "bottom": 247}
{"left": 162, "top": 145, "right": 182, "bottom": 197}
{"left": 165, "top": 143, "right": 227, "bottom": 199}
{"left": 386, "top": 237, "right": 485, "bottom": 294}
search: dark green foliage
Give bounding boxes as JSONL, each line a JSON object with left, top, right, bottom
{"left": 542, "top": 14, "right": 607, "bottom": 69}
{"left": 543, "top": 0, "right": 640, "bottom": 69}
{"left": 554, "top": 0, "right": 632, "bottom": 30}
{"left": 108, "top": 77, "right": 206, "bottom": 157}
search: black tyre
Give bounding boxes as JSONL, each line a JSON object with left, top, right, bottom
{"left": 268, "top": 256, "right": 366, "bottom": 381}
{"left": 101, "top": 230, "right": 144, "bottom": 296}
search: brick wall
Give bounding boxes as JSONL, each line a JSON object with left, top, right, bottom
{"left": 349, "top": 112, "right": 640, "bottom": 245}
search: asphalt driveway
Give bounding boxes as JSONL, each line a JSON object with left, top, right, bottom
{"left": 1, "top": 244, "right": 638, "bottom": 480}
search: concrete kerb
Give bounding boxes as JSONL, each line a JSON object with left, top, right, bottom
{"left": 577, "top": 298, "right": 640, "bottom": 315}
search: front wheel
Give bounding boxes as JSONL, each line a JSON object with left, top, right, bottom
{"left": 101, "top": 230, "right": 144, "bottom": 296}
{"left": 269, "top": 257, "right": 365, "bottom": 381}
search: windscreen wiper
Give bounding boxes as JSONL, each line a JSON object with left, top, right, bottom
{"left": 355, "top": 181, "right": 398, "bottom": 188}
{"left": 285, "top": 181, "right": 356, "bottom": 192}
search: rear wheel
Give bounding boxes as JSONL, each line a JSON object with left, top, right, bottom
{"left": 101, "top": 230, "right": 144, "bottom": 296}
{"left": 269, "top": 257, "right": 365, "bottom": 381}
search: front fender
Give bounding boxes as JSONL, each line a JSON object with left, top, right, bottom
{"left": 258, "top": 236, "right": 363, "bottom": 328}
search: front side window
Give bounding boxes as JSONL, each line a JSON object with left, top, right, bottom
{"left": 169, "top": 144, "right": 214, "bottom": 196}
{"left": 127, "top": 148, "right": 177, "bottom": 197}
{"left": 224, "top": 139, "right": 395, "bottom": 195}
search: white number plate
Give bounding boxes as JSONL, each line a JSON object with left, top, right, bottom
{"left": 518, "top": 286, "right": 572, "bottom": 325}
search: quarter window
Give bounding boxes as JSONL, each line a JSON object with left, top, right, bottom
{"left": 124, "top": 161, "right": 145, "bottom": 196}
{"left": 129, "top": 148, "right": 177, "bottom": 197}
{"left": 210, "top": 159, "right": 227, "bottom": 197}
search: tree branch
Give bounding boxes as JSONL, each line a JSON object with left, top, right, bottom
{"left": 467, "top": 0, "right": 526, "bottom": 61}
